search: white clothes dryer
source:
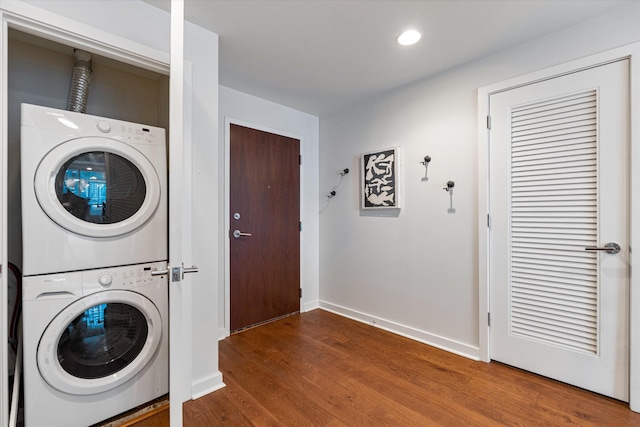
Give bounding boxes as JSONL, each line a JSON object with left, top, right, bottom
{"left": 22, "top": 261, "right": 168, "bottom": 427}
{"left": 21, "top": 103, "right": 167, "bottom": 276}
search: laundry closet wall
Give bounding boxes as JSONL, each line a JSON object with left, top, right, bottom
{"left": 2, "top": 0, "right": 223, "bottom": 408}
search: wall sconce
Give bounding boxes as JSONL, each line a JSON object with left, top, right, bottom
{"left": 340, "top": 168, "right": 350, "bottom": 176}
{"left": 443, "top": 180, "right": 455, "bottom": 191}
{"left": 327, "top": 190, "right": 337, "bottom": 199}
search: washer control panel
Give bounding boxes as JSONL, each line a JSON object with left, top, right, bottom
{"left": 83, "top": 261, "right": 168, "bottom": 294}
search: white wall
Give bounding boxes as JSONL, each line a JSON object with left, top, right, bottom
{"left": 218, "top": 86, "right": 320, "bottom": 337}
{"left": 319, "top": 3, "right": 640, "bottom": 359}
{"left": 6, "top": 0, "right": 223, "bottom": 398}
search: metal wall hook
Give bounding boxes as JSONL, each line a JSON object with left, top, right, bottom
{"left": 444, "top": 181, "right": 456, "bottom": 213}
{"left": 420, "top": 155, "right": 431, "bottom": 181}
{"left": 326, "top": 168, "right": 349, "bottom": 199}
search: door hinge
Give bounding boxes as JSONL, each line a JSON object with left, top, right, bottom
{"left": 299, "top": 154, "right": 302, "bottom": 165}
{"left": 486, "top": 115, "right": 492, "bottom": 130}
{"left": 299, "top": 288, "right": 302, "bottom": 298}
{"left": 299, "top": 221, "right": 302, "bottom": 231}
{"left": 487, "top": 213, "right": 491, "bottom": 229}
{"left": 488, "top": 312, "right": 491, "bottom": 326}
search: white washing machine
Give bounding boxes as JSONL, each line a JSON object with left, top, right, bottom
{"left": 21, "top": 103, "right": 167, "bottom": 276}
{"left": 22, "top": 261, "right": 168, "bottom": 427}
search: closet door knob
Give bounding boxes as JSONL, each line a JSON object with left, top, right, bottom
{"left": 584, "top": 242, "right": 620, "bottom": 254}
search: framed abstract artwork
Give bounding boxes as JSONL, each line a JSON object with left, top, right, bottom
{"left": 361, "top": 147, "right": 401, "bottom": 209}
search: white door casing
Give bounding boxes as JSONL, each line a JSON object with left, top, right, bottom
{"left": 1, "top": 11, "right": 8, "bottom": 427}
{"left": 489, "top": 60, "right": 629, "bottom": 400}
{"left": 169, "top": 1, "right": 187, "bottom": 425}
{"left": 223, "top": 118, "right": 305, "bottom": 337}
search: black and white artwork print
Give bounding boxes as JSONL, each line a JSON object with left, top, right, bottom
{"left": 361, "top": 147, "right": 400, "bottom": 209}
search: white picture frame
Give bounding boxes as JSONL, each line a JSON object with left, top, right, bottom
{"left": 361, "top": 147, "right": 401, "bottom": 210}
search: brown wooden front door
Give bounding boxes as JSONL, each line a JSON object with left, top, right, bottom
{"left": 229, "top": 124, "right": 300, "bottom": 332}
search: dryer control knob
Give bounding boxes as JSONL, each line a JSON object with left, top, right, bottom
{"left": 96, "top": 121, "right": 111, "bottom": 133}
{"left": 98, "top": 274, "right": 113, "bottom": 286}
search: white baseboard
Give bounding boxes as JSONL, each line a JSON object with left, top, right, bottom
{"left": 319, "top": 301, "right": 480, "bottom": 361}
{"left": 218, "top": 327, "right": 227, "bottom": 341}
{"left": 191, "top": 371, "right": 225, "bottom": 400}
{"left": 302, "top": 299, "right": 319, "bottom": 312}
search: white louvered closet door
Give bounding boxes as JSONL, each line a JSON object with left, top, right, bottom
{"left": 489, "top": 59, "right": 629, "bottom": 401}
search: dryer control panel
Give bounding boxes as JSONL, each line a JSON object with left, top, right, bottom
{"left": 21, "top": 103, "right": 166, "bottom": 147}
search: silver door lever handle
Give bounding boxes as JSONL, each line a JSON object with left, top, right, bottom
{"left": 233, "top": 229, "right": 252, "bottom": 238}
{"left": 150, "top": 266, "right": 198, "bottom": 280}
{"left": 182, "top": 264, "right": 198, "bottom": 279}
{"left": 585, "top": 242, "right": 620, "bottom": 254}
{"left": 183, "top": 265, "right": 198, "bottom": 274}
{"left": 150, "top": 268, "right": 169, "bottom": 276}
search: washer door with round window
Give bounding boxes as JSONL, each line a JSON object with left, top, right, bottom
{"left": 37, "top": 290, "right": 163, "bottom": 395}
{"left": 34, "top": 137, "right": 161, "bottom": 238}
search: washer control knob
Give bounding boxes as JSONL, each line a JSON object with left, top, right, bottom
{"left": 96, "top": 121, "right": 111, "bottom": 133}
{"left": 98, "top": 274, "right": 113, "bottom": 286}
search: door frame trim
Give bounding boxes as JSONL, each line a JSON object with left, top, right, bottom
{"left": 224, "top": 117, "right": 304, "bottom": 337}
{"left": 477, "top": 42, "right": 640, "bottom": 410}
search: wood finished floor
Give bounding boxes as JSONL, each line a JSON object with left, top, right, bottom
{"left": 134, "top": 309, "right": 640, "bottom": 426}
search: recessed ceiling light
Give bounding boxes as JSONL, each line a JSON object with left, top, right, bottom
{"left": 397, "top": 29, "right": 421, "bottom": 46}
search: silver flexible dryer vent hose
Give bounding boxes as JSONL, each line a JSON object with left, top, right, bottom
{"left": 67, "top": 49, "right": 93, "bottom": 113}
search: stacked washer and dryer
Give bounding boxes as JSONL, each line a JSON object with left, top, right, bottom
{"left": 20, "top": 103, "right": 169, "bottom": 427}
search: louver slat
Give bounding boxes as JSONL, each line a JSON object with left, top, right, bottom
{"left": 510, "top": 89, "right": 598, "bottom": 354}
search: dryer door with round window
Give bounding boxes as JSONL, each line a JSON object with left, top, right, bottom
{"left": 37, "top": 290, "right": 162, "bottom": 395}
{"left": 34, "top": 137, "right": 161, "bottom": 238}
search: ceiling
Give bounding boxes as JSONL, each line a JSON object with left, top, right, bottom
{"left": 145, "top": 0, "right": 635, "bottom": 116}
